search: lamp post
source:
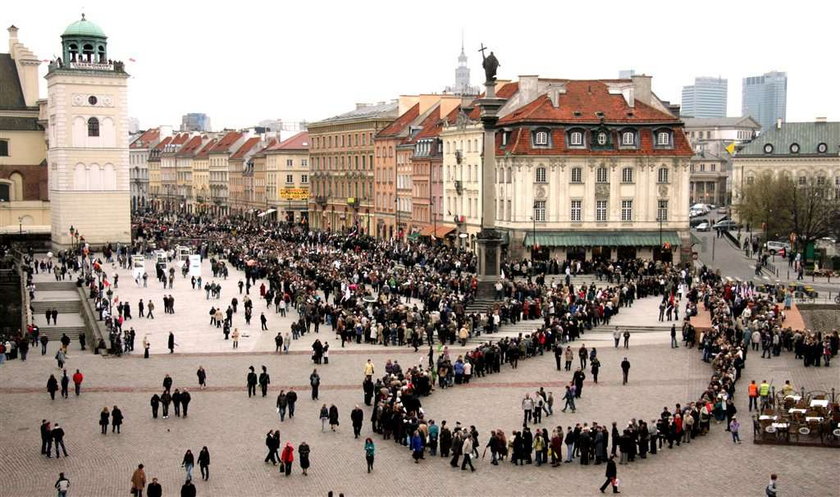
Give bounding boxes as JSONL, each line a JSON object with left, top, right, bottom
{"left": 69, "top": 225, "right": 75, "bottom": 248}
{"left": 18, "top": 216, "right": 22, "bottom": 235}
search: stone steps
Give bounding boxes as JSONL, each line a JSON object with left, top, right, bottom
{"left": 34, "top": 281, "right": 78, "bottom": 292}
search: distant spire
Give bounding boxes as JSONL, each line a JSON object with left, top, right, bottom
{"left": 460, "top": 28, "right": 464, "bottom": 54}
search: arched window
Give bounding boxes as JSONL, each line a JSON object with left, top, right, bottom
{"left": 657, "top": 167, "right": 669, "bottom": 184}
{"left": 9, "top": 172, "right": 23, "bottom": 200}
{"left": 88, "top": 117, "right": 100, "bottom": 137}
{"left": 83, "top": 44, "right": 94, "bottom": 62}
{"left": 69, "top": 44, "right": 79, "bottom": 62}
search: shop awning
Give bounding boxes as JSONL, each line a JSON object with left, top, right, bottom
{"left": 432, "top": 226, "right": 455, "bottom": 239}
{"left": 523, "top": 231, "right": 682, "bottom": 248}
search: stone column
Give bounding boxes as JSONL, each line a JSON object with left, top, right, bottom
{"left": 475, "top": 82, "right": 507, "bottom": 299}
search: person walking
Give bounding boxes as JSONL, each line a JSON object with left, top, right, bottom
{"left": 328, "top": 404, "right": 340, "bottom": 432}
{"left": 620, "top": 358, "right": 631, "bottom": 385}
{"left": 130, "top": 464, "right": 146, "bottom": 497}
{"left": 265, "top": 430, "right": 279, "bottom": 464}
{"left": 198, "top": 446, "right": 210, "bottom": 480}
{"left": 599, "top": 455, "right": 620, "bottom": 493}
{"left": 47, "top": 374, "right": 59, "bottom": 400}
{"left": 181, "top": 389, "right": 191, "bottom": 417}
{"left": 72, "top": 369, "right": 83, "bottom": 396}
{"left": 461, "top": 434, "right": 475, "bottom": 471}
{"left": 561, "top": 385, "right": 576, "bottom": 413}
{"left": 111, "top": 405, "right": 124, "bottom": 433}
{"left": 150, "top": 393, "right": 160, "bottom": 419}
{"left": 286, "top": 389, "right": 298, "bottom": 418}
{"left": 196, "top": 366, "right": 207, "bottom": 390}
{"left": 172, "top": 389, "right": 183, "bottom": 417}
{"left": 280, "top": 442, "right": 294, "bottom": 477}
{"left": 146, "top": 478, "right": 162, "bottom": 497}
{"left": 310, "top": 369, "right": 321, "bottom": 400}
{"left": 364, "top": 438, "right": 375, "bottom": 473}
{"left": 51, "top": 423, "right": 68, "bottom": 458}
{"left": 766, "top": 474, "right": 778, "bottom": 496}
{"left": 99, "top": 407, "right": 110, "bottom": 434}
{"left": 247, "top": 366, "right": 257, "bottom": 398}
{"left": 298, "top": 441, "right": 310, "bottom": 476}
{"left": 729, "top": 417, "right": 742, "bottom": 444}
{"left": 55, "top": 347, "right": 66, "bottom": 369}
{"left": 351, "top": 405, "right": 364, "bottom": 438}
{"left": 41, "top": 419, "right": 52, "bottom": 456}
{"left": 180, "top": 479, "right": 196, "bottom": 497}
{"left": 591, "top": 357, "right": 601, "bottom": 384}
{"left": 161, "top": 390, "right": 172, "bottom": 419}
{"left": 521, "top": 393, "right": 534, "bottom": 426}
{"left": 259, "top": 366, "right": 271, "bottom": 397}
{"left": 319, "top": 405, "right": 329, "bottom": 432}
{"left": 60, "top": 370, "right": 70, "bottom": 399}
{"left": 232, "top": 328, "right": 240, "bottom": 349}
{"left": 623, "top": 330, "right": 630, "bottom": 348}
{"left": 181, "top": 449, "right": 195, "bottom": 480}
{"left": 670, "top": 324, "right": 678, "bottom": 348}
{"left": 276, "top": 390, "right": 288, "bottom": 421}
{"left": 613, "top": 328, "right": 621, "bottom": 348}
{"left": 168, "top": 331, "right": 175, "bottom": 354}
{"left": 55, "top": 472, "right": 70, "bottom": 497}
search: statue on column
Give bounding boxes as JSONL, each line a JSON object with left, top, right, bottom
{"left": 479, "top": 44, "right": 500, "bottom": 83}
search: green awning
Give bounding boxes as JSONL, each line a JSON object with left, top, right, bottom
{"left": 524, "top": 231, "right": 682, "bottom": 248}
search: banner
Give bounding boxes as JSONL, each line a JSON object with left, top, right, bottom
{"left": 131, "top": 255, "right": 145, "bottom": 280}
{"left": 280, "top": 188, "right": 310, "bottom": 200}
{"left": 189, "top": 254, "right": 202, "bottom": 277}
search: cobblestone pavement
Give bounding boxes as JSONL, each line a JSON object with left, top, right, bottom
{"left": 1, "top": 320, "right": 838, "bottom": 497}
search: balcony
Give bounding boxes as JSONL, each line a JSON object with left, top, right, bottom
{"left": 314, "top": 195, "right": 328, "bottom": 206}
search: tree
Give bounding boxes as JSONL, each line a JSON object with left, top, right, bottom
{"left": 737, "top": 172, "right": 840, "bottom": 255}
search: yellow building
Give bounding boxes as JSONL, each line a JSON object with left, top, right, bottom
{"left": 191, "top": 137, "right": 216, "bottom": 213}
{"left": 264, "top": 132, "right": 310, "bottom": 223}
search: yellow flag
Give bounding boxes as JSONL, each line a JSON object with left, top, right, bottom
{"left": 725, "top": 142, "right": 736, "bottom": 155}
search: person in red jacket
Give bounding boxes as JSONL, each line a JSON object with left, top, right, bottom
{"left": 72, "top": 370, "right": 84, "bottom": 396}
{"left": 280, "top": 442, "right": 295, "bottom": 477}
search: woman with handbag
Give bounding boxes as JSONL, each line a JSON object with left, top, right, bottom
{"left": 280, "top": 442, "right": 294, "bottom": 477}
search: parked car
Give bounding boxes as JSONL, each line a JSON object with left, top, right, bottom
{"left": 765, "top": 240, "right": 791, "bottom": 255}
{"left": 712, "top": 220, "right": 739, "bottom": 231}
{"left": 695, "top": 222, "right": 711, "bottom": 232}
{"left": 717, "top": 206, "right": 727, "bottom": 214}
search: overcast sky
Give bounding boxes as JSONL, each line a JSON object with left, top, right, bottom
{"left": 5, "top": 0, "right": 837, "bottom": 130}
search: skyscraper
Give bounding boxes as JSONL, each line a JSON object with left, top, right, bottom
{"left": 742, "top": 71, "right": 787, "bottom": 131}
{"left": 180, "top": 113, "right": 211, "bottom": 132}
{"left": 681, "top": 77, "right": 728, "bottom": 118}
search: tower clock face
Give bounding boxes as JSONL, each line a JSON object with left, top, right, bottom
{"left": 88, "top": 95, "right": 98, "bottom": 105}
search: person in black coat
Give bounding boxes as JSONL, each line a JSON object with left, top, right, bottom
{"left": 599, "top": 455, "right": 620, "bottom": 493}
{"left": 259, "top": 366, "right": 270, "bottom": 397}
{"left": 111, "top": 405, "right": 123, "bottom": 433}
{"left": 168, "top": 332, "right": 175, "bottom": 354}
{"left": 180, "top": 478, "right": 196, "bottom": 497}
{"left": 328, "top": 404, "right": 339, "bottom": 431}
{"left": 247, "top": 366, "right": 257, "bottom": 397}
{"left": 161, "top": 390, "right": 172, "bottom": 419}
{"left": 47, "top": 374, "right": 59, "bottom": 400}
{"left": 362, "top": 377, "right": 374, "bottom": 406}
{"left": 351, "top": 405, "right": 364, "bottom": 438}
{"left": 150, "top": 393, "right": 161, "bottom": 419}
{"left": 99, "top": 407, "right": 110, "bottom": 434}
{"left": 163, "top": 374, "right": 173, "bottom": 392}
{"left": 60, "top": 370, "right": 70, "bottom": 399}
{"left": 147, "top": 478, "right": 162, "bottom": 497}
{"left": 181, "top": 389, "right": 192, "bottom": 417}
{"left": 198, "top": 446, "right": 210, "bottom": 480}
{"left": 172, "top": 389, "right": 183, "bottom": 417}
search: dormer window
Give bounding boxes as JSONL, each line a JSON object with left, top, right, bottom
{"left": 533, "top": 129, "right": 550, "bottom": 147}
{"left": 596, "top": 132, "right": 607, "bottom": 146}
{"left": 501, "top": 131, "right": 510, "bottom": 146}
{"left": 568, "top": 129, "right": 585, "bottom": 148}
{"left": 656, "top": 130, "right": 672, "bottom": 147}
{"left": 621, "top": 130, "right": 637, "bottom": 147}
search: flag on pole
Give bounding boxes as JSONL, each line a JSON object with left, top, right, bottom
{"left": 725, "top": 142, "right": 737, "bottom": 155}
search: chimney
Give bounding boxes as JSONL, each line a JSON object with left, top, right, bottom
{"left": 631, "top": 74, "right": 652, "bottom": 107}
{"left": 8, "top": 25, "right": 18, "bottom": 54}
{"left": 776, "top": 118, "right": 782, "bottom": 129}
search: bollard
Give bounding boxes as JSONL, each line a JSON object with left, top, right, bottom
{"left": 801, "top": 386, "right": 806, "bottom": 399}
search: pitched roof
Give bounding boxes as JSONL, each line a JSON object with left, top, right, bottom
{"left": 195, "top": 138, "right": 218, "bottom": 159}
{"left": 499, "top": 124, "right": 693, "bottom": 157}
{"left": 152, "top": 136, "right": 173, "bottom": 151}
{"left": 377, "top": 104, "right": 420, "bottom": 138}
{"left": 738, "top": 121, "right": 840, "bottom": 157}
{"left": 230, "top": 137, "right": 261, "bottom": 160}
{"left": 682, "top": 116, "right": 761, "bottom": 130}
{"left": 498, "top": 80, "right": 676, "bottom": 125}
{"left": 208, "top": 131, "right": 243, "bottom": 154}
{"left": 0, "top": 116, "right": 40, "bottom": 131}
{"left": 130, "top": 128, "right": 160, "bottom": 149}
{"left": 270, "top": 132, "right": 309, "bottom": 151}
{"left": 175, "top": 135, "right": 204, "bottom": 157}
{"left": 253, "top": 138, "right": 279, "bottom": 156}
{"left": 411, "top": 106, "right": 443, "bottom": 142}
{"left": 466, "top": 81, "right": 520, "bottom": 119}
{"left": 0, "top": 54, "right": 27, "bottom": 109}
{"left": 312, "top": 101, "right": 399, "bottom": 126}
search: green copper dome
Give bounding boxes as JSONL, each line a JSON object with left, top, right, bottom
{"left": 62, "top": 15, "right": 106, "bottom": 39}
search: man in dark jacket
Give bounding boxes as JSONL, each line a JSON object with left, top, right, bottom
{"left": 180, "top": 478, "right": 196, "bottom": 497}
{"left": 181, "top": 389, "right": 191, "bottom": 417}
{"left": 599, "top": 455, "right": 619, "bottom": 493}
{"left": 351, "top": 405, "right": 364, "bottom": 438}
{"left": 258, "top": 366, "right": 270, "bottom": 397}
{"left": 51, "top": 423, "right": 68, "bottom": 458}
{"left": 150, "top": 393, "right": 160, "bottom": 419}
{"left": 147, "top": 477, "right": 162, "bottom": 497}
{"left": 247, "top": 366, "right": 257, "bottom": 397}
{"left": 620, "top": 358, "right": 631, "bottom": 385}
{"left": 286, "top": 389, "right": 298, "bottom": 418}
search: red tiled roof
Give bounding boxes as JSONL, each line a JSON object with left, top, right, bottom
{"left": 498, "top": 80, "right": 675, "bottom": 125}
{"left": 270, "top": 131, "right": 310, "bottom": 151}
{"left": 130, "top": 128, "right": 160, "bottom": 149}
{"left": 208, "top": 131, "right": 243, "bottom": 154}
{"left": 152, "top": 136, "right": 173, "bottom": 151}
{"left": 195, "top": 138, "right": 218, "bottom": 159}
{"left": 175, "top": 135, "right": 204, "bottom": 157}
{"left": 413, "top": 106, "right": 443, "bottom": 141}
{"left": 230, "top": 137, "right": 261, "bottom": 160}
{"left": 170, "top": 133, "right": 190, "bottom": 145}
{"left": 467, "top": 81, "right": 520, "bottom": 119}
{"left": 254, "top": 138, "right": 279, "bottom": 156}
{"left": 377, "top": 103, "right": 420, "bottom": 138}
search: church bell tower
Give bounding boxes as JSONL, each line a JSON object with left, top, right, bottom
{"left": 47, "top": 14, "right": 131, "bottom": 249}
